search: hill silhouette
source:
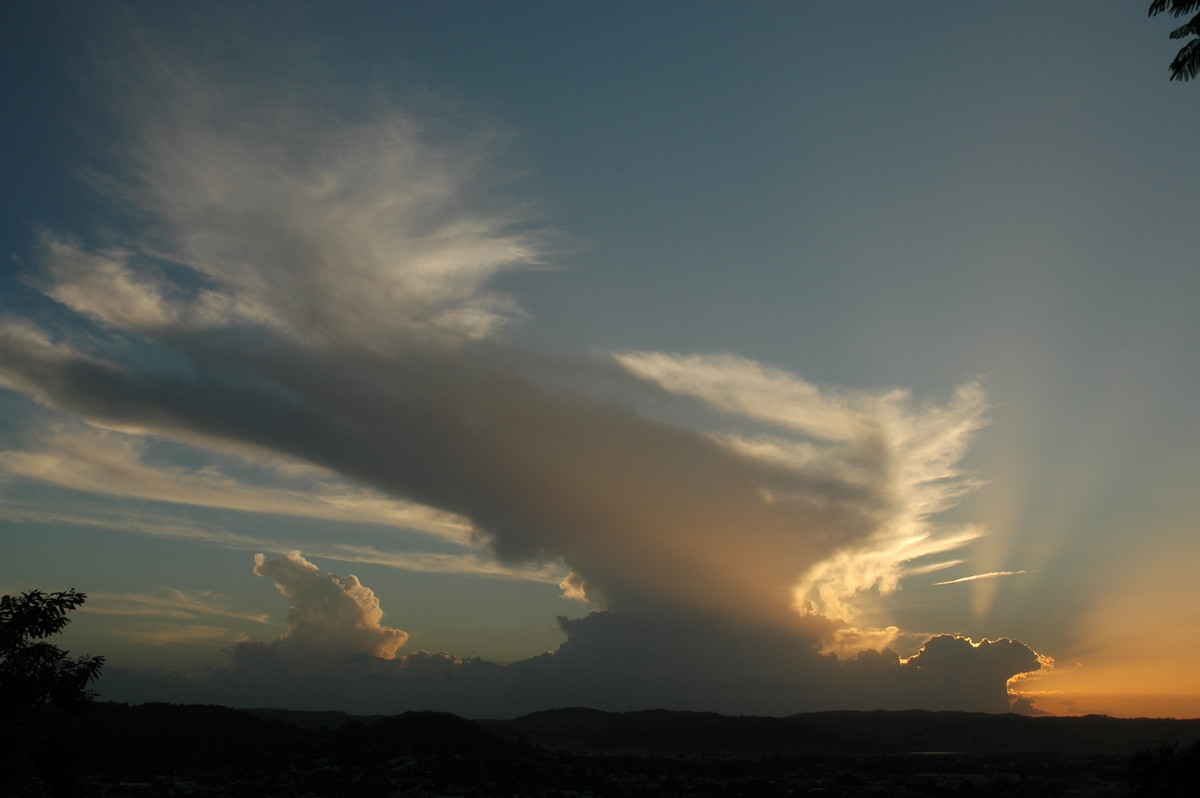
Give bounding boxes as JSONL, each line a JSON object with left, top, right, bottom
{"left": 480, "top": 707, "right": 1200, "bottom": 757}
{"left": 7, "top": 703, "right": 1200, "bottom": 795}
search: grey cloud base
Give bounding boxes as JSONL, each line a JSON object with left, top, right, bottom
{"left": 91, "top": 552, "right": 1042, "bottom": 717}
{"left": 97, "top": 611, "right": 1042, "bottom": 717}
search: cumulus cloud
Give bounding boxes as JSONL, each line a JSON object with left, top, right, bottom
{"left": 4, "top": 23, "right": 1049, "bottom": 715}
{"left": 251, "top": 551, "right": 409, "bottom": 659}
{"left": 895, "top": 635, "right": 1048, "bottom": 712}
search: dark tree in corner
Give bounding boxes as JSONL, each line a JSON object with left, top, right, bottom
{"left": 1, "top": 590, "right": 104, "bottom": 797}
{"left": 0, "top": 590, "right": 104, "bottom": 719}
{"left": 1150, "top": 0, "right": 1200, "bottom": 80}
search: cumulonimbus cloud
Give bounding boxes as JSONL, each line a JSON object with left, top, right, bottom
{"left": 2, "top": 26, "right": 1048, "bottom": 714}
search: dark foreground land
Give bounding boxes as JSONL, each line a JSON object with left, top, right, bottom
{"left": 4, "top": 703, "right": 1200, "bottom": 797}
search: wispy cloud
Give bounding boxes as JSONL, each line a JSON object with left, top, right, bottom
{"left": 935, "top": 570, "right": 1029, "bottom": 586}
{"left": 111, "top": 624, "right": 242, "bottom": 647}
{"left": 83, "top": 588, "right": 272, "bottom": 624}
{"left": 618, "top": 351, "right": 989, "bottom": 622}
{"left": 0, "top": 497, "right": 557, "bottom": 584}
{"left": 0, "top": 499, "right": 271, "bottom": 550}
{"left": 312, "top": 544, "right": 565, "bottom": 584}
{"left": 905, "top": 559, "right": 965, "bottom": 576}
{"left": 0, "top": 425, "right": 472, "bottom": 542}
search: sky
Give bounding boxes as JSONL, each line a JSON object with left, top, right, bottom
{"left": 1, "top": 1, "right": 1198, "bottom": 719}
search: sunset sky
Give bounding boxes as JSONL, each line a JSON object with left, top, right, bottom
{"left": 2, "top": 1, "right": 1198, "bottom": 719}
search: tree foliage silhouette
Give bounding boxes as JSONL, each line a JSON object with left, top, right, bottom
{"left": 1150, "top": 0, "right": 1200, "bottom": 80}
{"left": 1, "top": 591, "right": 104, "bottom": 796}
{"left": 0, "top": 590, "right": 104, "bottom": 719}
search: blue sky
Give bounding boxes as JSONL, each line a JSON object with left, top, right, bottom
{"left": 2, "top": 1, "right": 1198, "bottom": 717}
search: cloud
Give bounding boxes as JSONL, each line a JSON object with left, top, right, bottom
{"left": 0, "top": 425, "right": 471, "bottom": 540}
{"left": 97, "top": 553, "right": 1049, "bottom": 716}
{"left": 0, "top": 315, "right": 984, "bottom": 632}
{"left": 934, "top": 570, "right": 1029, "bottom": 586}
{"left": 312, "top": 545, "right": 564, "bottom": 584}
{"left": 252, "top": 551, "right": 409, "bottom": 659}
{"left": 37, "top": 236, "right": 179, "bottom": 332}
{"left": 72, "top": 589, "right": 270, "bottom": 652}
{"left": 0, "top": 423, "right": 566, "bottom": 585}
{"left": 0, "top": 493, "right": 564, "bottom": 586}
{"left": 0, "top": 498, "right": 271, "bottom": 550}
{"left": 895, "top": 634, "right": 1049, "bottom": 713}
{"left": 60, "top": 29, "right": 545, "bottom": 352}
{"left": 5, "top": 22, "right": 1048, "bottom": 715}
{"left": 83, "top": 588, "right": 272, "bottom": 624}
{"left": 112, "top": 624, "right": 241, "bottom": 647}
{"left": 617, "top": 351, "right": 990, "bottom": 622}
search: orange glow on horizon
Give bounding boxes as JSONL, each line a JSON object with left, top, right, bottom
{"left": 1014, "top": 653, "right": 1200, "bottom": 720}
{"left": 1018, "top": 690, "right": 1200, "bottom": 719}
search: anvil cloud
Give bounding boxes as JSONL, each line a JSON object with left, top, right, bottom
{"left": 0, "top": 28, "right": 1047, "bottom": 714}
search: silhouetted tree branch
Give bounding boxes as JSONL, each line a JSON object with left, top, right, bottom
{"left": 0, "top": 590, "right": 104, "bottom": 721}
{"left": 1150, "top": 0, "right": 1200, "bottom": 80}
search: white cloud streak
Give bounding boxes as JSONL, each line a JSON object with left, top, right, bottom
{"left": 0, "top": 499, "right": 272, "bottom": 550}
{"left": 934, "top": 570, "right": 1029, "bottom": 586}
{"left": 73, "top": 588, "right": 268, "bottom": 652}
{"left": 82, "top": 589, "right": 272, "bottom": 624}
{"left": 317, "top": 544, "right": 565, "bottom": 584}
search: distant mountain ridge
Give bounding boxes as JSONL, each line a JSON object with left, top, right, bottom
{"left": 73, "top": 702, "right": 1200, "bottom": 761}
{"left": 478, "top": 707, "right": 1200, "bottom": 757}
{"left": 54, "top": 705, "right": 1200, "bottom": 768}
